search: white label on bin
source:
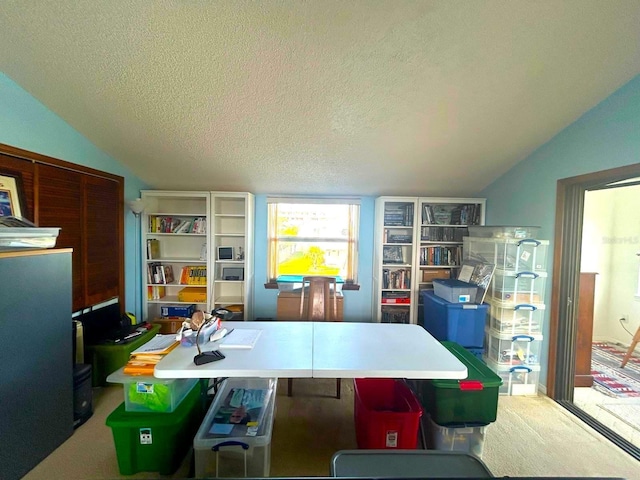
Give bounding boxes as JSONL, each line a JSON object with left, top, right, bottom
{"left": 385, "top": 430, "right": 398, "bottom": 448}
{"left": 457, "top": 294, "right": 471, "bottom": 303}
{"left": 140, "top": 428, "right": 152, "bottom": 445}
{"left": 136, "top": 382, "right": 155, "bottom": 394}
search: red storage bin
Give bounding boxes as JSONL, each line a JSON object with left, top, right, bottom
{"left": 354, "top": 378, "right": 423, "bottom": 449}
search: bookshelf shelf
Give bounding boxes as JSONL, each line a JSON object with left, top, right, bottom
{"left": 373, "top": 196, "right": 485, "bottom": 324}
{"left": 141, "top": 191, "right": 254, "bottom": 322}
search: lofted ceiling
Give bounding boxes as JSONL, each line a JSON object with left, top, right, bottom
{"left": 1, "top": 1, "right": 639, "bottom": 197}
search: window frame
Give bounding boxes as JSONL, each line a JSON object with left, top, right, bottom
{"left": 265, "top": 197, "right": 361, "bottom": 289}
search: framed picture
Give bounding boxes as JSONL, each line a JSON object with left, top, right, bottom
{"left": 0, "top": 171, "right": 26, "bottom": 218}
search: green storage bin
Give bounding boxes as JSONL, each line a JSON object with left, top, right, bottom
{"left": 106, "top": 379, "right": 204, "bottom": 475}
{"left": 85, "top": 324, "right": 161, "bottom": 386}
{"left": 419, "top": 341, "right": 502, "bottom": 426}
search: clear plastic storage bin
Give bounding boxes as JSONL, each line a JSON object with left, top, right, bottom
{"left": 432, "top": 279, "right": 478, "bottom": 304}
{"left": 484, "top": 327, "right": 542, "bottom": 367}
{"left": 106, "top": 368, "right": 199, "bottom": 413}
{"left": 486, "top": 269, "right": 547, "bottom": 305}
{"left": 486, "top": 298, "right": 545, "bottom": 335}
{"left": 467, "top": 225, "right": 540, "bottom": 240}
{"left": 485, "top": 358, "right": 540, "bottom": 396}
{"left": 194, "top": 378, "right": 277, "bottom": 478}
{"left": 463, "top": 237, "right": 549, "bottom": 272}
{"left": 424, "top": 415, "right": 488, "bottom": 458}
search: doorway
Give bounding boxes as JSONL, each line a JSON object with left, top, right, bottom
{"left": 548, "top": 163, "right": 640, "bottom": 461}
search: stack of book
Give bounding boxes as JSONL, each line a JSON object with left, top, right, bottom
{"left": 123, "top": 334, "right": 180, "bottom": 376}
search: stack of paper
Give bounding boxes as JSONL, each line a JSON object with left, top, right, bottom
{"left": 123, "top": 334, "right": 179, "bottom": 375}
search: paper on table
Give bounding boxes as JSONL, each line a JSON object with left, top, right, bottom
{"left": 218, "top": 329, "right": 262, "bottom": 349}
{"left": 131, "top": 334, "right": 179, "bottom": 355}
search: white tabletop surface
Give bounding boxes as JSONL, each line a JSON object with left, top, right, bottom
{"left": 154, "top": 321, "right": 313, "bottom": 379}
{"left": 312, "top": 322, "right": 467, "bottom": 379}
{"left": 154, "top": 320, "right": 467, "bottom": 380}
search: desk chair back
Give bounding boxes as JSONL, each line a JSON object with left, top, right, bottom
{"left": 299, "top": 276, "right": 338, "bottom": 321}
{"left": 291, "top": 275, "right": 341, "bottom": 398}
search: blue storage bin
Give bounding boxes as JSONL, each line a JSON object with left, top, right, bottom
{"left": 420, "top": 291, "right": 487, "bottom": 347}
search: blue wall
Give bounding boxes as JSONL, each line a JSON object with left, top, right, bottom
{"left": 253, "top": 195, "right": 376, "bottom": 322}
{"left": 0, "top": 73, "right": 149, "bottom": 318}
{"left": 480, "top": 74, "right": 640, "bottom": 388}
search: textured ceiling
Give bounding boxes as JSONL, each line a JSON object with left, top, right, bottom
{"left": 1, "top": 1, "right": 639, "bottom": 196}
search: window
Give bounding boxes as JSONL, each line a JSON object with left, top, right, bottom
{"left": 267, "top": 197, "right": 360, "bottom": 284}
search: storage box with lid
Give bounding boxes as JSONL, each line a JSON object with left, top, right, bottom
{"left": 105, "top": 381, "right": 205, "bottom": 475}
{"left": 152, "top": 316, "right": 186, "bottom": 334}
{"left": 486, "top": 269, "right": 547, "bottom": 304}
{"left": 160, "top": 304, "right": 196, "bottom": 318}
{"left": 486, "top": 298, "right": 545, "bottom": 335}
{"left": 424, "top": 415, "right": 489, "bottom": 458}
{"left": 106, "top": 367, "right": 198, "bottom": 413}
{"left": 463, "top": 237, "right": 549, "bottom": 272}
{"left": 484, "top": 327, "right": 543, "bottom": 367}
{"left": 420, "top": 291, "right": 487, "bottom": 347}
{"left": 467, "top": 225, "right": 540, "bottom": 240}
{"left": 194, "top": 377, "right": 277, "bottom": 478}
{"left": 421, "top": 268, "right": 452, "bottom": 283}
{"left": 485, "top": 358, "right": 540, "bottom": 395}
{"left": 354, "top": 378, "right": 423, "bottom": 449}
{"left": 432, "top": 279, "right": 478, "bottom": 304}
{"left": 177, "top": 287, "right": 207, "bottom": 303}
{"left": 416, "top": 341, "right": 501, "bottom": 425}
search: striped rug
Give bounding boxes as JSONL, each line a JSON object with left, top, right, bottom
{"left": 591, "top": 342, "right": 640, "bottom": 398}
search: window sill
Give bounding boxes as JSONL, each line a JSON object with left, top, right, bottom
{"left": 264, "top": 282, "right": 360, "bottom": 291}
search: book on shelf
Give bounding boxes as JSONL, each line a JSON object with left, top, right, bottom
{"left": 148, "top": 216, "right": 207, "bottom": 234}
{"left": 179, "top": 265, "right": 207, "bottom": 285}
{"left": 147, "top": 285, "right": 166, "bottom": 300}
{"left": 147, "top": 238, "right": 161, "bottom": 259}
{"left": 148, "top": 262, "right": 175, "bottom": 284}
{"left": 382, "top": 245, "right": 404, "bottom": 264}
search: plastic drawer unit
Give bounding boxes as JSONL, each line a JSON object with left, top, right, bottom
{"left": 194, "top": 378, "right": 277, "bottom": 478}
{"left": 105, "top": 381, "right": 204, "bottom": 475}
{"left": 463, "top": 236, "right": 549, "bottom": 273}
{"left": 416, "top": 341, "right": 502, "bottom": 426}
{"left": 424, "top": 415, "right": 489, "bottom": 459}
{"left": 485, "top": 358, "right": 540, "bottom": 396}
{"left": 106, "top": 367, "right": 198, "bottom": 413}
{"left": 486, "top": 298, "right": 545, "bottom": 335}
{"left": 432, "top": 279, "right": 478, "bottom": 304}
{"left": 484, "top": 327, "right": 543, "bottom": 367}
{"left": 354, "top": 378, "right": 423, "bottom": 449}
{"left": 485, "top": 269, "right": 547, "bottom": 305}
{"left": 420, "top": 291, "right": 487, "bottom": 347}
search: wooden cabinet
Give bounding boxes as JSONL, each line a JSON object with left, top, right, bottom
{"left": 575, "top": 272, "right": 597, "bottom": 387}
{"left": 0, "top": 249, "right": 73, "bottom": 479}
{"left": 0, "top": 143, "right": 124, "bottom": 312}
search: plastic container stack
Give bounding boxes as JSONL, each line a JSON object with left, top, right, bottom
{"left": 105, "top": 380, "right": 204, "bottom": 475}
{"left": 414, "top": 341, "right": 502, "bottom": 459}
{"left": 464, "top": 227, "right": 548, "bottom": 395}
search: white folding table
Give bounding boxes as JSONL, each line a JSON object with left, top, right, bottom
{"left": 154, "top": 321, "right": 467, "bottom": 380}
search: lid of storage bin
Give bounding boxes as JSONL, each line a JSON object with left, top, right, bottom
{"left": 484, "top": 356, "right": 541, "bottom": 373}
{"left": 431, "top": 342, "right": 502, "bottom": 389}
{"left": 485, "top": 326, "right": 544, "bottom": 341}
{"left": 106, "top": 367, "right": 177, "bottom": 385}
{"left": 484, "top": 297, "right": 546, "bottom": 310}
{"left": 433, "top": 278, "right": 477, "bottom": 289}
{"left": 106, "top": 380, "right": 201, "bottom": 426}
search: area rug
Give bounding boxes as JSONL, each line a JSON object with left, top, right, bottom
{"left": 591, "top": 342, "right": 640, "bottom": 398}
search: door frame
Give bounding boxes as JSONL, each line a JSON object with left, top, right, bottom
{"left": 548, "top": 162, "right": 640, "bottom": 460}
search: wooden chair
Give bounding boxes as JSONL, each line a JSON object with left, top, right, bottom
{"left": 288, "top": 276, "right": 341, "bottom": 398}
{"left": 620, "top": 324, "right": 640, "bottom": 368}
